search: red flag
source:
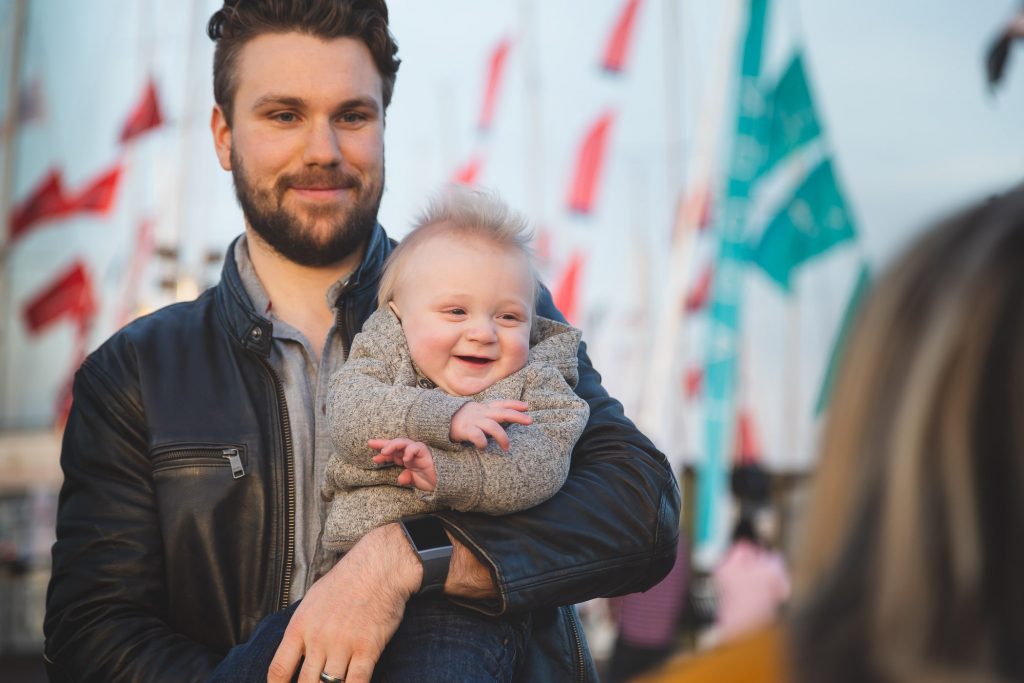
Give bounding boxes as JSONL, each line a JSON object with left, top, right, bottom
{"left": 684, "top": 366, "right": 703, "bottom": 399}
{"left": 23, "top": 261, "right": 98, "bottom": 335}
{"left": 478, "top": 38, "right": 513, "bottom": 131}
{"left": 68, "top": 164, "right": 122, "bottom": 213}
{"left": 9, "top": 170, "right": 72, "bottom": 240}
{"left": 553, "top": 251, "right": 585, "bottom": 325}
{"left": 602, "top": 0, "right": 643, "bottom": 73}
{"left": 567, "top": 111, "right": 615, "bottom": 214}
{"left": 685, "top": 264, "right": 713, "bottom": 313}
{"left": 120, "top": 78, "right": 165, "bottom": 143}
{"left": 452, "top": 154, "right": 484, "bottom": 187}
{"left": 734, "top": 408, "right": 763, "bottom": 465}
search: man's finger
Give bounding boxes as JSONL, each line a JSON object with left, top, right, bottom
{"left": 344, "top": 653, "right": 378, "bottom": 683}
{"left": 267, "top": 629, "right": 304, "bottom": 683}
{"left": 319, "top": 656, "right": 349, "bottom": 683}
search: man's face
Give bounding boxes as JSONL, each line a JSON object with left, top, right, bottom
{"left": 211, "top": 33, "right": 385, "bottom": 267}
{"left": 390, "top": 231, "right": 534, "bottom": 397}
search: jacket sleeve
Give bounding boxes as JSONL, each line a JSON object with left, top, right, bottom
{"left": 327, "top": 320, "right": 471, "bottom": 464}
{"left": 438, "top": 286, "right": 681, "bottom": 616}
{"left": 428, "top": 362, "right": 590, "bottom": 514}
{"left": 44, "top": 356, "right": 220, "bottom": 683}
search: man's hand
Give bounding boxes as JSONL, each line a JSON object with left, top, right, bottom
{"left": 268, "top": 524, "right": 421, "bottom": 683}
{"left": 449, "top": 400, "right": 532, "bottom": 451}
{"left": 369, "top": 438, "right": 437, "bottom": 491}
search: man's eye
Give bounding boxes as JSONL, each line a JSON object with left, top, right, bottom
{"left": 339, "top": 112, "right": 366, "bottom": 125}
{"left": 273, "top": 112, "right": 298, "bottom": 123}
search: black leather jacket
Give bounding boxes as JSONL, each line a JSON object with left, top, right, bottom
{"left": 44, "top": 226, "right": 680, "bottom": 682}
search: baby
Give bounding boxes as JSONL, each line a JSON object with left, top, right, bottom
{"left": 321, "top": 186, "right": 589, "bottom": 548}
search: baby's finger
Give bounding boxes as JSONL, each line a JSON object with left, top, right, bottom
{"left": 493, "top": 409, "right": 533, "bottom": 426}
{"left": 466, "top": 427, "right": 488, "bottom": 450}
{"left": 482, "top": 421, "right": 511, "bottom": 451}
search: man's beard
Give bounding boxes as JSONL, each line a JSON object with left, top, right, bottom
{"left": 231, "top": 148, "right": 383, "bottom": 267}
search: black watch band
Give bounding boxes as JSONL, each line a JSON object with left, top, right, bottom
{"left": 399, "top": 516, "right": 453, "bottom": 594}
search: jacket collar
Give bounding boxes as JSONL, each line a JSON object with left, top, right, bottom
{"left": 215, "top": 224, "right": 393, "bottom": 357}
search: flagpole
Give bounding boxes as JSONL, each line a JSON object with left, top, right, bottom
{"left": 518, "top": 0, "right": 546, "bottom": 232}
{"left": 0, "top": 0, "right": 28, "bottom": 427}
{"left": 637, "top": 0, "right": 742, "bottom": 468}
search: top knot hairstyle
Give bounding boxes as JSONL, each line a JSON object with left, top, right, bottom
{"left": 207, "top": 0, "right": 401, "bottom": 125}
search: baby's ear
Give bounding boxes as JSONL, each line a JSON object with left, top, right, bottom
{"left": 387, "top": 300, "right": 401, "bottom": 320}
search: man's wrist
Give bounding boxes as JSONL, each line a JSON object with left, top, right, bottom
{"left": 398, "top": 516, "right": 453, "bottom": 594}
{"left": 444, "top": 532, "right": 499, "bottom": 601}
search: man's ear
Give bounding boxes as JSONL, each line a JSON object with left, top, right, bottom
{"left": 388, "top": 300, "right": 401, "bottom": 320}
{"left": 210, "top": 106, "right": 233, "bottom": 171}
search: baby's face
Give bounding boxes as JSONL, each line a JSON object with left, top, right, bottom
{"left": 391, "top": 232, "right": 534, "bottom": 396}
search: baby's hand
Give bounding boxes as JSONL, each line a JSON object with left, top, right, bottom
{"left": 368, "top": 438, "right": 437, "bottom": 491}
{"left": 449, "top": 400, "right": 532, "bottom": 451}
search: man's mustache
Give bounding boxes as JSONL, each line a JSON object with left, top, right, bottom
{"left": 276, "top": 169, "right": 362, "bottom": 193}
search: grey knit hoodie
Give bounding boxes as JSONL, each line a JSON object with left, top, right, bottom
{"left": 321, "top": 306, "right": 590, "bottom": 551}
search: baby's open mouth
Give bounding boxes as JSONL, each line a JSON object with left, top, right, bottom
{"left": 456, "top": 355, "right": 493, "bottom": 365}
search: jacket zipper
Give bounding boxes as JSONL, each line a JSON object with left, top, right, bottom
{"left": 260, "top": 358, "right": 297, "bottom": 611}
{"left": 566, "top": 604, "right": 586, "bottom": 683}
{"left": 222, "top": 448, "right": 245, "bottom": 478}
{"left": 152, "top": 447, "right": 246, "bottom": 478}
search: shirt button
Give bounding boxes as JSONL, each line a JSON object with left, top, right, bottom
{"left": 250, "top": 327, "right": 263, "bottom": 340}
{"left": 418, "top": 378, "right": 433, "bottom": 388}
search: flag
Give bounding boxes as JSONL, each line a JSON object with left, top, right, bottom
{"left": 685, "top": 264, "right": 713, "bottom": 313}
{"left": 814, "top": 262, "right": 871, "bottom": 414}
{"left": 733, "top": 408, "right": 763, "bottom": 465}
{"left": 753, "top": 157, "right": 856, "bottom": 291}
{"left": 9, "top": 170, "right": 71, "bottom": 240}
{"left": 758, "top": 52, "right": 822, "bottom": 179}
{"left": 478, "top": 38, "right": 512, "bottom": 131}
{"left": 68, "top": 164, "right": 122, "bottom": 212}
{"left": 120, "top": 78, "right": 165, "bottom": 143}
{"left": 567, "top": 111, "right": 615, "bottom": 214}
{"left": 602, "top": 0, "right": 643, "bottom": 73}
{"left": 452, "top": 154, "right": 484, "bottom": 187}
{"left": 684, "top": 366, "right": 703, "bottom": 399}
{"left": 553, "top": 251, "right": 585, "bottom": 325}
{"left": 23, "top": 261, "right": 98, "bottom": 335}
{"left": 698, "top": 0, "right": 770, "bottom": 564}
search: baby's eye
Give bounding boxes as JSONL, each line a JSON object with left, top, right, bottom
{"left": 447, "top": 308, "right": 467, "bottom": 316}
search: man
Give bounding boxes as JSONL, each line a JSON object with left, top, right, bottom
{"left": 43, "top": 1, "right": 680, "bottom": 682}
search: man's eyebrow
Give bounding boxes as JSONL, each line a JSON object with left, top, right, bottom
{"left": 251, "top": 94, "right": 306, "bottom": 110}
{"left": 251, "top": 94, "right": 381, "bottom": 115}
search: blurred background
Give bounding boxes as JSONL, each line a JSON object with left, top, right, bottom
{"left": 1, "top": 0, "right": 1021, "bottom": 679}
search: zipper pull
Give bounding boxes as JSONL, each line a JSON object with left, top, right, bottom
{"left": 222, "top": 448, "right": 245, "bottom": 479}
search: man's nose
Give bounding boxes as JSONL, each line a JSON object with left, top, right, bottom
{"left": 303, "top": 119, "right": 343, "bottom": 166}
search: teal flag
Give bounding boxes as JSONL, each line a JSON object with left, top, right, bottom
{"left": 753, "top": 158, "right": 856, "bottom": 291}
{"left": 759, "top": 52, "right": 822, "bottom": 178}
{"left": 698, "top": 0, "right": 769, "bottom": 559}
{"left": 814, "top": 263, "right": 871, "bottom": 414}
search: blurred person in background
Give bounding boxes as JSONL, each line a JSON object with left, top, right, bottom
{"left": 708, "top": 462, "right": 789, "bottom": 647}
{"left": 42, "top": 1, "right": 680, "bottom": 681}
{"left": 634, "top": 184, "right": 1024, "bottom": 682}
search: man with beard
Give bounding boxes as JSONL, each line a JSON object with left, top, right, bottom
{"left": 43, "top": 2, "right": 680, "bottom": 682}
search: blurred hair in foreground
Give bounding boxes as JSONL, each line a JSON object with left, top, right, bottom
{"left": 791, "top": 182, "right": 1024, "bottom": 683}
{"left": 636, "top": 184, "right": 1024, "bottom": 683}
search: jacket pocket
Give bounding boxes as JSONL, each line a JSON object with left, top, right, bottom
{"left": 151, "top": 443, "right": 248, "bottom": 479}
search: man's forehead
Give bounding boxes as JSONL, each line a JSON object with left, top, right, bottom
{"left": 234, "top": 32, "right": 383, "bottom": 104}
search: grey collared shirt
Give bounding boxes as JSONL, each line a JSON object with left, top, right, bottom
{"left": 235, "top": 236, "right": 348, "bottom": 600}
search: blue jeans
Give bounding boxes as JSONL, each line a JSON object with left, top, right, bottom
{"left": 208, "top": 595, "right": 531, "bottom": 682}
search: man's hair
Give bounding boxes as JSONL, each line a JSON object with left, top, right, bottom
{"left": 377, "top": 185, "right": 539, "bottom": 309}
{"left": 789, "top": 184, "right": 1024, "bottom": 683}
{"left": 207, "top": 0, "right": 400, "bottom": 125}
